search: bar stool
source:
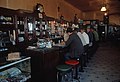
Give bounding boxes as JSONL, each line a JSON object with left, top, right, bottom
{"left": 56, "top": 64, "right": 72, "bottom": 82}
{"left": 65, "top": 59, "right": 80, "bottom": 81}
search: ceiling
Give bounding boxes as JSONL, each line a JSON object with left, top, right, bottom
{"left": 64, "top": 0, "right": 120, "bottom": 15}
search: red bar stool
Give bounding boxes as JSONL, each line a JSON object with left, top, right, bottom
{"left": 65, "top": 59, "right": 80, "bottom": 81}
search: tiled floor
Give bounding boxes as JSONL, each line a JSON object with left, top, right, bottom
{"left": 76, "top": 42, "right": 120, "bottom": 82}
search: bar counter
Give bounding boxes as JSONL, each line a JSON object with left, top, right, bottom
{"left": 25, "top": 44, "right": 66, "bottom": 82}
{"left": 26, "top": 46, "right": 59, "bottom": 54}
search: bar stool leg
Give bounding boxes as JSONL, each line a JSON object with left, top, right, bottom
{"left": 80, "top": 55, "right": 84, "bottom": 72}
{"left": 57, "top": 72, "right": 62, "bottom": 82}
{"left": 75, "top": 66, "right": 78, "bottom": 79}
{"left": 57, "top": 72, "right": 59, "bottom": 82}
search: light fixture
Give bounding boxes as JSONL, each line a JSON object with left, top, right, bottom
{"left": 104, "top": 12, "right": 108, "bottom": 16}
{"left": 100, "top": 0, "right": 107, "bottom": 12}
{"left": 101, "top": 6, "right": 107, "bottom": 11}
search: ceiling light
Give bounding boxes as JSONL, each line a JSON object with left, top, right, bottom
{"left": 101, "top": 6, "right": 107, "bottom": 11}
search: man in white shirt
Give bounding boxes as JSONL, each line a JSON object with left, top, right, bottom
{"left": 77, "top": 30, "right": 86, "bottom": 46}
{"left": 80, "top": 28, "right": 89, "bottom": 46}
{"left": 64, "top": 32, "right": 69, "bottom": 42}
{"left": 77, "top": 28, "right": 90, "bottom": 67}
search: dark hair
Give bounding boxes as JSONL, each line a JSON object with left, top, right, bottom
{"left": 73, "top": 28, "right": 79, "bottom": 32}
{"left": 66, "top": 27, "right": 73, "bottom": 33}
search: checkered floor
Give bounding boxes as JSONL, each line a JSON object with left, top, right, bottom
{"left": 64, "top": 42, "right": 120, "bottom": 82}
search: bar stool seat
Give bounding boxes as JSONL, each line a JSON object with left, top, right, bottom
{"left": 65, "top": 59, "right": 80, "bottom": 81}
{"left": 56, "top": 64, "right": 72, "bottom": 72}
{"left": 56, "top": 64, "right": 72, "bottom": 82}
{"left": 65, "top": 60, "right": 79, "bottom": 66}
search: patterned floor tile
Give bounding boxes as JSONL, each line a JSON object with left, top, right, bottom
{"left": 77, "top": 42, "right": 120, "bottom": 82}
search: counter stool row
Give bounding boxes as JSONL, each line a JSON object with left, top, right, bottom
{"left": 56, "top": 43, "right": 99, "bottom": 82}
{"left": 56, "top": 59, "right": 80, "bottom": 82}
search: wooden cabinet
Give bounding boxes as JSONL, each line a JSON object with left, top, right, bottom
{"left": 15, "top": 10, "right": 36, "bottom": 45}
{"left": 16, "top": 16, "right": 25, "bottom": 43}
{"left": 0, "top": 7, "right": 63, "bottom": 48}
{"left": 0, "top": 7, "right": 16, "bottom": 48}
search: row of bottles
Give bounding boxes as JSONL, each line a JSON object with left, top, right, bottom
{"left": 0, "top": 15, "right": 13, "bottom": 24}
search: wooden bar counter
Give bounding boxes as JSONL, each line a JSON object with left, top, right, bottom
{"left": 25, "top": 45, "right": 66, "bottom": 82}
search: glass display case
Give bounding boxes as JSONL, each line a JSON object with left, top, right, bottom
{"left": 0, "top": 56, "right": 31, "bottom": 82}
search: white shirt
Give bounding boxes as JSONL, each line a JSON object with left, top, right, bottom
{"left": 64, "top": 33, "right": 69, "bottom": 41}
{"left": 81, "top": 32, "right": 89, "bottom": 45}
{"left": 77, "top": 32, "right": 86, "bottom": 46}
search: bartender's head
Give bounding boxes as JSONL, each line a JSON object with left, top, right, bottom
{"left": 66, "top": 27, "right": 73, "bottom": 35}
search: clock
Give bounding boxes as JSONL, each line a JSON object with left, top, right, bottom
{"left": 36, "top": 3, "right": 44, "bottom": 13}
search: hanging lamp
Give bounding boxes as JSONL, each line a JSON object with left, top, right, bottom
{"left": 101, "top": 6, "right": 107, "bottom": 11}
{"left": 101, "top": 0, "right": 107, "bottom": 12}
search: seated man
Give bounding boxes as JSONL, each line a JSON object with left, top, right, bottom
{"left": 80, "top": 28, "right": 89, "bottom": 52}
{"left": 64, "top": 27, "right": 84, "bottom": 60}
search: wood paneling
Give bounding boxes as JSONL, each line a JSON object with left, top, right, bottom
{"left": 57, "top": 0, "right": 82, "bottom": 21}
{"left": 0, "top": 0, "right": 7, "bottom": 8}
{"left": 109, "top": 15, "right": 120, "bottom": 24}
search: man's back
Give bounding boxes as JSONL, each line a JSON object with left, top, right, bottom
{"left": 65, "top": 32, "right": 84, "bottom": 58}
